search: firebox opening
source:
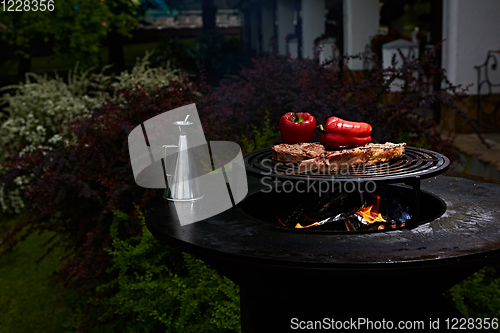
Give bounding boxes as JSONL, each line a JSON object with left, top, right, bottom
{"left": 241, "top": 184, "right": 445, "bottom": 234}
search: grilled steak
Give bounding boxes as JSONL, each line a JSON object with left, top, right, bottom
{"left": 272, "top": 142, "right": 326, "bottom": 163}
{"left": 298, "top": 142, "right": 406, "bottom": 173}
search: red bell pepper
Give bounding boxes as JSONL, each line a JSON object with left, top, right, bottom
{"left": 279, "top": 112, "right": 317, "bottom": 144}
{"left": 319, "top": 116, "right": 372, "bottom": 150}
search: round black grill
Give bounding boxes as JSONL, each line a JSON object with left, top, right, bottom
{"left": 244, "top": 146, "right": 449, "bottom": 183}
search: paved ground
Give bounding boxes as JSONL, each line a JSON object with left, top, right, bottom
{"left": 450, "top": 133, "right": 500, "bottom": 181}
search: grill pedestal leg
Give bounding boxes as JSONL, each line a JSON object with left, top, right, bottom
{"left": 239, "top": 285, "right": 467, "bottom": 333}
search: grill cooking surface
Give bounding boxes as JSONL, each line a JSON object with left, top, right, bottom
{"left": 244, "top": 146, "right": 449, "bottom": 182}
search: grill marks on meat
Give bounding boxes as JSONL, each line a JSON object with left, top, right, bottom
{"left": 272, "top": 142, "right": 326, "bottom": 163}
{"left": 271, "top": 142, "right": 406, "bottom": 174}
{"left": 298, "top": 142, "right": 406, "bottom": 173}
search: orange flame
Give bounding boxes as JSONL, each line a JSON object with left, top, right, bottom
{"left": 277, "top": 216, "right": 286, "bottom": 227}
{"left": 295, "top": 215, "right": 319, "bottom": 228}
{"left": 295, "top": 222, "right": 320, "bottom": 228}
{"left": 356, "top": 194, "right": 386, "bottom": 223}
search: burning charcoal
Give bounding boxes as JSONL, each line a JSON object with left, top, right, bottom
{"left": 295, "top": 213, "right": 346, "bottom": 229}
{"left": 275, "top": 190, "right": 362, "bottom": 229}
{"left": 275, "top": 191, "right": 329, "bottom": 227}
{"left": 275, "top": 186, "right": 411, "bottom": 231}
{"left": 276, "top": 202, "right": 308, "bottom": 227}
{"left": 313, "top": 213, "right": 345, "bottom": 225}
{"left": 375, "top": 186, "right": 413, "bottom": 223}
{"left": 354, "top": 213, "right": 369, "bottom": 226}
{"left": 345, "top": 220, "right": 356, "bottom": 231}
{"left": 306, "top": 192, "right": 361, "bottom": 222}
{"left": 392, "top": 207, "right": 411, "bottom": 222}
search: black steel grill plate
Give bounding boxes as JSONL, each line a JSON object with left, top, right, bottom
{"left": 244, "top": 146, "right": 449, "bottom": 183}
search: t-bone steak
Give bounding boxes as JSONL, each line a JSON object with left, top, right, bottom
{"left": 272, "top": 142, "right": 326, "bottom": 163}
{"left": 297, "top": 142, "right": 406, "bottom": 173}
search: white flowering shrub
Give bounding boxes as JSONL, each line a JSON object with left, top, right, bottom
{"left": 0, "top": 53, "right": 180, "bottom": 213}
{"left": 0, "top": 75, "right": 100, "bottom": 162}
{"left": 112, "top": 52, "right": 181, "bottom": 92}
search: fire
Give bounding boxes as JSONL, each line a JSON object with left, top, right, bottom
{"left": 295, "top": 215, "right": 319, "bottom": 228}
{"left": 291, "top": 195, "right": 388, "bottom": 229}
{"left": 355, "top": 194, "right": 386, "bottom": 223}
{"left": 295, "top": 222, "right": 320, "bottom": 228}
{"left": 277, "top": 216, "right": 286, "bottom": 227}
{"left": 279, "top": 217, "right": 320, "bottom": 228}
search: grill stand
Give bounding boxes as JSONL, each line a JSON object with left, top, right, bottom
{"left": 146, "top": 166, "right": 500, "bottom": 332}
{"left": 232, "top": 267, "right": 472, "bottom": 333}
{"left": 194, "top": 235, "right": 482, "bottom": 333}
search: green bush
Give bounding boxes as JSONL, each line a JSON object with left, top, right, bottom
{"left": 0, "top": 53, "right": 179, "bottom": 214}
{"left": 0, "top": 53, "right": 179, "bottom": 165}
{"left": 446, "top": 265, "right": 500, "bottom": 320}
{"left": 91, "top": 209, "right": 240, "bottom": 333}
{"left": 0, "top": 70, "right": 102, "bottom": 163}
{"left": 0, "top": 68, "right": 103, "bottom": 213}
{"left": 240, "top": 110, "right": 280, "bottom": 153}
{"left": 111, "top": 52, "right": 181, "bottom": 93}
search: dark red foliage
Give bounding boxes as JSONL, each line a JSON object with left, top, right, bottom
{"left": 201, "top": 43, "right": 473, "bottom": 156}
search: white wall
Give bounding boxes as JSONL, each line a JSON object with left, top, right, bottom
{"left": 442, "top": 0, "right": 500, "bottom": 95}
{"left": 302, "top": 0, "right": 326, "bottom": 59}
{"left": 343, "top": 0, "right": 379, "bottom": 70}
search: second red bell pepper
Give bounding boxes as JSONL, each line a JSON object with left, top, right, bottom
{"left": 319, "top": 116, "right": 372, "bottom": 150}
{"left": 279, "top": 112, "right": 317, "bottom": 144}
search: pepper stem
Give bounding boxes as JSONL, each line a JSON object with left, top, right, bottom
{"left": 292, "top": 112, "right": 304, "bottom": 123}
{"left": 317, "top": 124, "right": 326, "bottom": 134}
